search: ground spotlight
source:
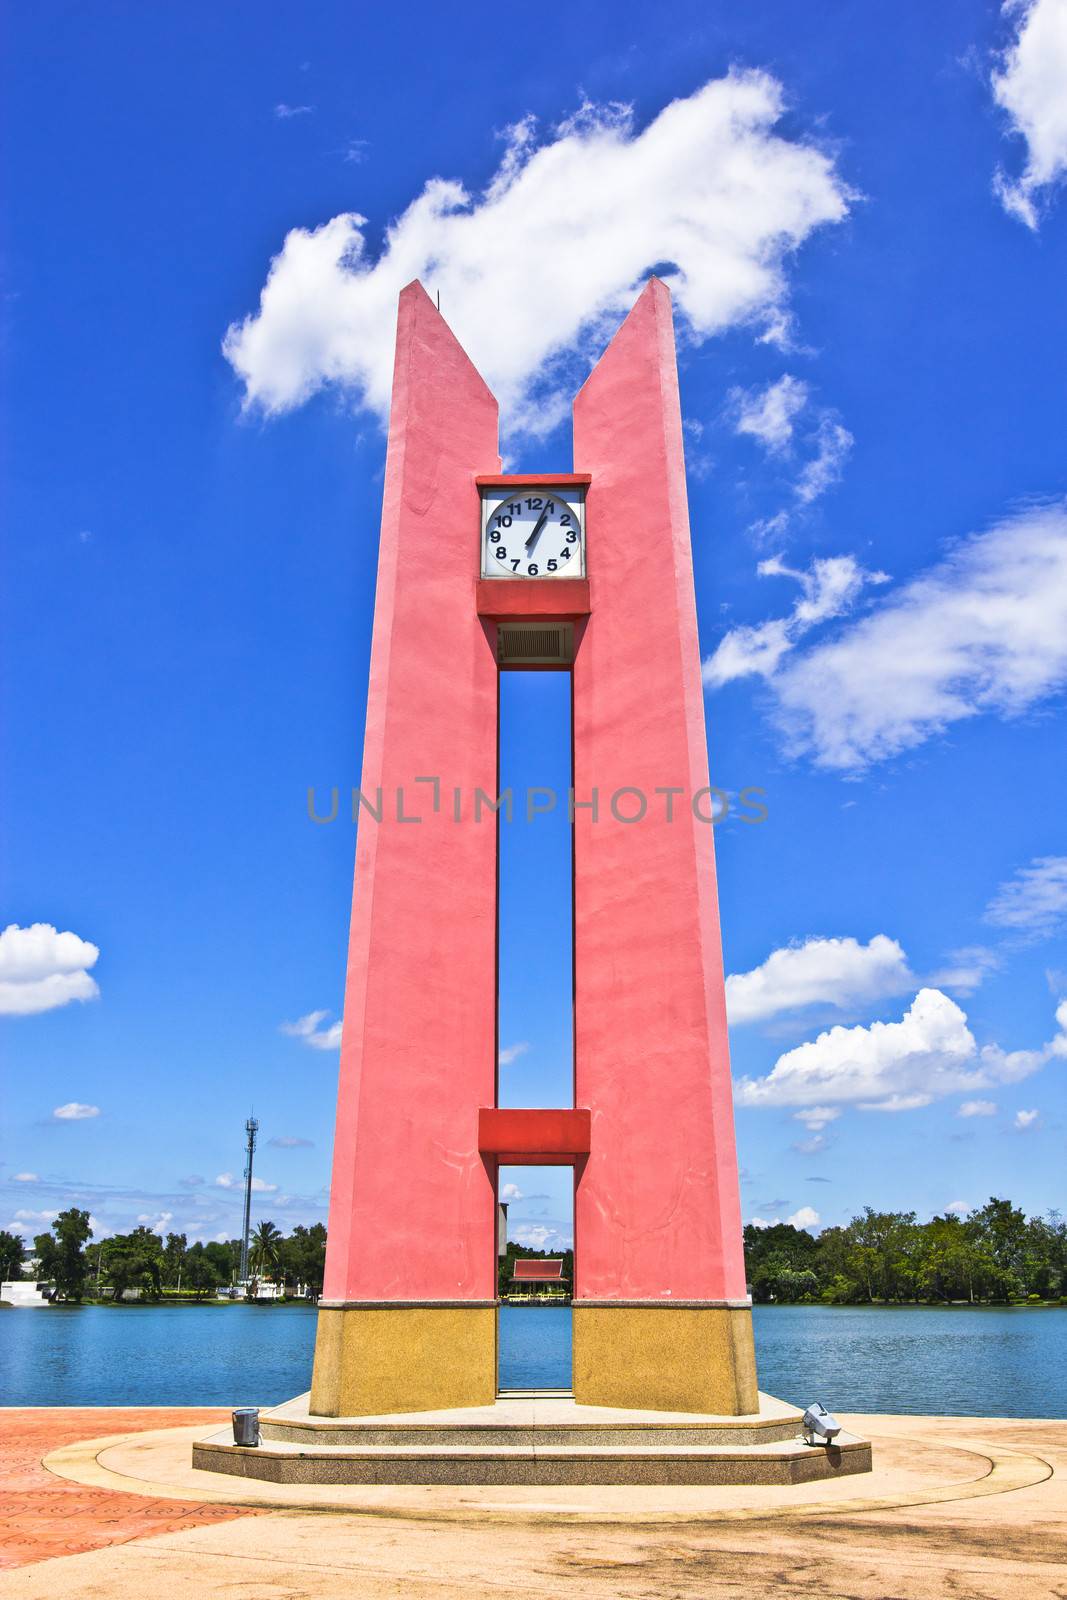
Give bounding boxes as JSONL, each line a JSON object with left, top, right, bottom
{"left": 801, "top": 1402, "right": 842, "bottom": 1446}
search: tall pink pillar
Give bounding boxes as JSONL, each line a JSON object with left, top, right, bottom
{"left": 571, "top": 279, "right": 757, "bottom": 1413}
{"left": 311, "top": 281, "right": 502, "bottom": 1415}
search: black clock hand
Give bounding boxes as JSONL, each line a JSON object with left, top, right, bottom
{"left": 525, "top": 507, "right": 550, "bottom": 553}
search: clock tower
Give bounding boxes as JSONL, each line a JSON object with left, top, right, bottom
{"left": 310, "top": 275, "right": 757, "bottom": 1419}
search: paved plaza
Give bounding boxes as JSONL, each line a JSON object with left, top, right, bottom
{"left": 1, "top": 1407, "right": 1064, "bottom": 1597}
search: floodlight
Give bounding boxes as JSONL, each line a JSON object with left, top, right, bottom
{"left": 801, "top": 1402, "right": 842, "bottom": 1446}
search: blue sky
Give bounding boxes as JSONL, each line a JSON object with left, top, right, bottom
{"left": 3, "top": 1, "right": 1066, "bottom": 1256}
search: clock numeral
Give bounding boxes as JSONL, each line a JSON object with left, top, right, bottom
{"left": 545, "top": 500, "right": 555, "bottom": 514}
{"left": 489, "top": 528, "right": 502, "bottom": 543}
{"left": 547, "top": 559, "right": 557, "bottom": 572}
{"left": 494, "top": 546, "right": 507, "bottom": 560}
{"left": 560, "top": 513, "right": 571, "bottom": 526}
{"left": 564, "top": 529, "right": 578, "bottom": 543}
{"left": 560, "top": 547, "right": 571, "bottom": 561}
{"left": 507, "top": 501, "right": 522, "bottom": 516}
{"left": 496, "top": 513, "right": 512, "bottom": 529}
{"left": 525, "top": 496, "right": 543, "bottom": 511}
{"left": 510, "top": 558, "right": 520, "bottom": 571}
{"left": 528, "top": 563, "right": 538, "bottom": 576}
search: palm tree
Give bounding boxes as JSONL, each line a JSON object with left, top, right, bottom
{"left": 248, "top": 1220, "right": 282, "bottom": 1284}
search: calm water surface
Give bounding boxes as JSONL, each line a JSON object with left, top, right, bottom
{"left": 2, "top": 1302, "right": 1065, "bottom": 1415}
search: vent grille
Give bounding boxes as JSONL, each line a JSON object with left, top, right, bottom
{"left": 497, "top": 623, "right": 573, "bottom": 666}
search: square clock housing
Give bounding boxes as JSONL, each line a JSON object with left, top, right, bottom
{"left": 480, "top": 482, "right": 586, "bottom": 579}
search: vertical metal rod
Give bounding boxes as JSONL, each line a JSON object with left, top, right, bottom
{"left": 239, "top": 1114, "right": 259, "bottom": 1283}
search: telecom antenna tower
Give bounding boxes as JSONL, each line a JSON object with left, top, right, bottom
{"left": 238, "top": 1114, "right": 259, "bottom": 1284}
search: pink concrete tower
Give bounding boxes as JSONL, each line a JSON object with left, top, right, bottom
{"left": 311, "top": 276, "right": 756, "bottom": 1418}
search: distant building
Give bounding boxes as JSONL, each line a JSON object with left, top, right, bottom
{"left": 508, "top": 1258, "right": 569, "bottom": 1297}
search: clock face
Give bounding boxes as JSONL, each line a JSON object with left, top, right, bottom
{"left": 481, "top": 488, "right": 585, "bottom": 578}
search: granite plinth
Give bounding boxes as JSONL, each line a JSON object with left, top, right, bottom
{"left": 191, "top": 1390, "right": 873, "bottom": 1487}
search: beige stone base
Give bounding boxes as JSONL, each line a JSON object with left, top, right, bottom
{"left": 310, "top": 1305, "right": 497, "bottom": 1416}
{"left": 572, "top": 1304, "right": 758, "bottom": 1414}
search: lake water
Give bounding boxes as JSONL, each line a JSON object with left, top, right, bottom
{"left": 2, "top": 1302, "right": 1065, "bottom": 1416}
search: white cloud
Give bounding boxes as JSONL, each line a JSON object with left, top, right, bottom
{"left": 788, "top": 1206, "right": 820, "bottom": 1230}
{"left": 726, "top": 934, "right": 914, "bottom": 1024}
{"left": 274, "top": 103, "right": 314, "bottom": 119}
{"left": 224, "top": 73, "right": 851, "bottom": 437}
{"left": 793, "top": 1106, "right": 841, "bottom": 1131}
{"left": 985, "top": 856, "right": 1067, "bottom": 939}
{"left": 216, "top": 1172, "right": 277, "bottom": 1193}
{"left": 957, "top": 1099, "right": 998, "bottom": 1117}
{"left": 992, "top": 0, "right": 1067, "bottom": 228}
{"left": 766, "top": 502, "right": 1067, "bottom": 771}
{"left": 732, "top": 375, "right": 809, "bottom": 453}
{"left": 499, "top": 1041, "right": 530, "bottom": 1066}
{"left": 944, "top": 1200, "right": 971, "bottom": 1216}
{"left": 136, "top": 1210, "right": 173, "bottom": 1232}
{"left": 1014, "top": 1107, "right": 1040, "bottom": 1129}
{"left": 14, "top": 1208, "right": 57, "bottom": 1224}
{"left": 736, "top": 988, "right": 1065, "bottom": 1112}
{"left": 792, "top": 1132, "right": 829, "bottom": 1155}
{"left": 703, "top": 555, "right": 887, "bottom": 687}
{"left": 53, "top": 1102, "right": 100, "bottom": 1121}
{"left": 929, "top": 947, "right": 1001, "bottom": 995}
{"left": 13, "top": 1173, "right": 38, "bottom": 1182}
{"left": 281, "top": 1010, "right": 343, "bottom": 1050}
{"left": 511, "top": 1223, "right": 569, "bottom": 1250}
{"left": 0, "top": 923, "right": 100, "bottom": 1016}
{"left": 500, "top": 1183, "right": 524, "bottom": 1201}
{"left": 794, "top": 415, "right": 853, "bottom": 505}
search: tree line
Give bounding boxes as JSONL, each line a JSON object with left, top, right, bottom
{"left": 5, "top": 1195, "right": 1065, "bottom": 1306}
{"left": 744, "top": 1198, "right": 1067, "bottom": 1304}
{"left": 0, "top": 1213, "right": 326, "bottom": 1303}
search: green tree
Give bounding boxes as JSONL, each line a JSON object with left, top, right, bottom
{"left": 248, "top": 1220, "right": 283, "bottom": 1283}
{"left": 204, "top": 1239, "right": 239, "bottom": 1285}
{"left": 33, "top": 1208, "right": 92, "bottom": 1301}
{"left": 103, "top": 1227, "right": 163, "bottom": 1301}
{"left": 183, "top": 1244, "right": 223, "bottom": 1300}
{"left": 162, "top": 1232, "right": 187, "bottom": 1290}
{"left": 280, "top": 1224, "right": 327, "bottom": 1296}
{"left": 0, "top": 1230, "right": 26, "bottom": 1283}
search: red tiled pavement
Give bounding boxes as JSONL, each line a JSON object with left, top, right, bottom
{"left": 0, "top": 1408, "right": 263, "bottom": 1570}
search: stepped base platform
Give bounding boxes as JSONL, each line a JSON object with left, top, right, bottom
{"left": 191, "top": 1390, "right": 872, "bottom": 1486}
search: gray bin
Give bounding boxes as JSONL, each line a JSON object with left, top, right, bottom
{"left": 231, "top": 1406, "right": 260, "bottom": 1446}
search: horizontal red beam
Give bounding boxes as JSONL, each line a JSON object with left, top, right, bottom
{"left": 476, "top": 578, "right": 590, "bottom": 618}
{"left": 479, "top": 1108, "right": 591, "bottom": 1165}
{"left": 475, "top": 473, "right": 592, "bottom": 487}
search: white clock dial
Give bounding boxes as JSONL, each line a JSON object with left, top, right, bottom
{"left": 481, "top": 489, "right": 584, "bottom": 578}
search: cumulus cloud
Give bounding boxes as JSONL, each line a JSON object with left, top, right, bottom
{"left": 224, "top": 73, "right": 851, "bottom": 437}
{"left": 985, "top": 856, "right": 1067, "bottom": 940}
{"left": 703, "top": 554, "right": 887, "bottom": 687}
{"left": 53, "top": 1103, "right": 100, "bottom": 1121}
{"left": 748, "top": 1206, "right": 820, "bottom": 1231}
{"left": 511, "top": 1222, "right": 569, "bottom": 1250}
{"left": 0, "top": 924, "right": 100, "bottom": 1016}
{"left": 499, "top": 1041, "right": 530, "bottom": 1066}
{"left": 992, "top": 0, "right": 1067, "bottom": 228}
{"left": 732, "top": 375, "right": 810, "bottom": 453}
{"left": 726, "top": 934, "right": 913, "bottom": 1024}
{"left": 1014, "top": 1107, "right": 1040, "bottom": 1129}
{"left": 281, "top": 1010, "right": 343, "bottom": 1050}
{"left": 944, "top": 1200, "right": 971, "bottom": 1216}
{"left": 762, "top": 501, "right": 1067, "bottom": 771}
{"left": 216, "top": 1172, "right": 277, "bottom": 1193}
{"left": 735, "top": 989, "right": 1066, "bottom": 1112}
{"left": 957, "top": 1099, "right": 998, "bottom": 1117}
{"left": 500, "top": 1183, "right": 524, "bottom": 1202}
